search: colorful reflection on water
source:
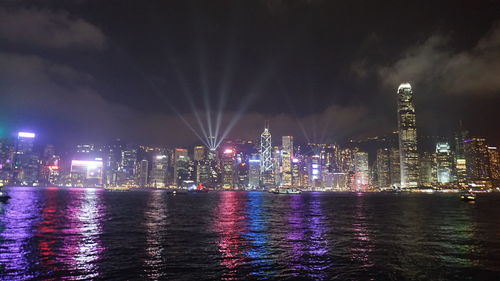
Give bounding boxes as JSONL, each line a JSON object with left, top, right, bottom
{"left": 302, "top": 193, "right": 329, "bottom": 279}
{"left": 213, "top": 191, "right": 247, "bottom": 280}
{"left": 243, "top": 192, "right": 275, "bottom": 279}
{"left": 143, "top": 190, "right": 167, "bottom": 280}
{"left": 0, "top": 187, "right": 40, "bottom": 280}
{"left": 350, "top": 192, "right": 373, "bottom": 268}
{"left": 0, "top": 187, "right": 104, "bottom": 280}
{"left": 1, "top": 188, "right": 499, "bottom": 280}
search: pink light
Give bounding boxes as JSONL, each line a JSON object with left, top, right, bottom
{"left": 224, "top": 148, "right": 234, "bottom": 154}
{"left": 292, "top": 158, "right": 299, "bottom": 163}
{"left": 18, "top": 132, "right": 35, "bottom": 138}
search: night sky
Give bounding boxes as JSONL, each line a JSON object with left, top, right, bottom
{"left": 1, "top": 0, "right": 499, "bottom": 147}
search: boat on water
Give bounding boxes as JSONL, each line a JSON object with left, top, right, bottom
{"left": 270, "top": 187, "right": 302, "bottom": 194}
{"left": 460, "top": 192, "right": 476, "bottom": 201}
{"left": 0, "top": 189, "right": 11, "bottom": 202}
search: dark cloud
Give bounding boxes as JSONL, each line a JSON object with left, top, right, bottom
{"left": 0, "top": 6, "right": 106, "bottom": 49}
{"left": 376, "top": 22, "right": 500, "bottom": 96}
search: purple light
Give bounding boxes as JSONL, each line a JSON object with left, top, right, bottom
{"left": 18, "top": 132, "right": 35, "bottom": 138}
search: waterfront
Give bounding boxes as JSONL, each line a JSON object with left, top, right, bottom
{"left": 1, "top": 187, "right": 499, "bottom": 280}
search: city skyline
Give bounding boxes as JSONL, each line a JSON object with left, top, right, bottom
{"left": 1, "top": 1, "right": 500, "bottom": 147}
{"left": 2, "top": 2, "right": 500, "bottom": 280}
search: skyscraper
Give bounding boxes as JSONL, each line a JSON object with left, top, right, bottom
{"left": 465, "top": 138, "right": 490, "bottom": 181}
{"left": 375, "top": 148, "right": 390, "bottom": 190}
{"left": 14, "top": 132, "right": 39, "bottom": 186}
{"left": 151, "top": 154, "right": 168, "bottom": 188}
{"left": 281, "top": 136, "right": 293, "bottom": 186}
{"left": 221, "top": 148, "right": 235, "bottom": 189}
{"left": 488, "top": 147, "right": 500, "bottom": 182}
{"left": 354, "top": 151, "right": 369, "bottom": 191}
{"left": 419, "top": 152, "right": 436, "bottom": 187}
{"left": 454, "top": 123, "right": 468, "bottom": 187}
{"left": 248, "top": 153, "right": 260, "bottom": 189}
{"left": 173, "top": 148, "right": 190, "bottom": 186}
{"left": 436, "top": 142, "right": 453, "bottom": 184}
{"left": 260, "top": 121, "right": 274, "bottom": 187}
{"left": 193, "top": 146, "right": 205, "bottom": 161}
{"left": 397, "top": 83, "right": 419, "bottom": 188}
{"left": 138, "top": 159, "right": 149, "bottom": 187}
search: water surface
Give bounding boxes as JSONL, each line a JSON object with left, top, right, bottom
{"left": 1, "top": 187, "right": 499, "bottom": 280}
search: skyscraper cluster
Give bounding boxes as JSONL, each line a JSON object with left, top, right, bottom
{"left": 0, "top": 83, "right": 499, "bottom": 191}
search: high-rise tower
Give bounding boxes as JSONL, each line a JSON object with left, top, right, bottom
{"left": 281, "top": 136, "right": 293, "bottom": 186}
{"left": 260, "top": 121, "right": 274, "bottom": 187}
{"left": 397, "top": 83, "right": 419, "bottom": 188}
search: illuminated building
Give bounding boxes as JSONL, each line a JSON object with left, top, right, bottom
{"left": 353, "top": 151, "right": 369, "bottom": 191}
{"left": 119, "top": 148, "right": 138, "bottom": 186}
{"left": 308, "top": 155, "right": 321, "bottom": 189}
{"left": 273, "top": 146, "right": 281, "bottom": 186}
{"left": 105, "top": 139, "right": 125, "bottom": 186}
{"left": 291, "top": 157, "right": 300, "bottom": 186}
{"left": 281, "top": 136, "right": 293, "bottom": 186}
{"left": 221, "top": 148, "right": 235, "bottom": 189}
{"left": 436, "top": 142, "right": 453, "bottom": 184}
{"left": 151, "top": 154, "right": 168, "bottom": 188}
{"left": 196, "top": 148, "right": 220, "bottom": 188}
{"left": 389, "top": 148, "right": 401, "bottom": 187}
{"left": 174, "top": 148, "right": 189, "bottom": 186}
{"left": 464, "top": 138, "right": 491, "bottom": 183}
{"left": 397, "top": 83, "right": 419, "bottom": 188}
{"left": 46, "top": 164, "right": 60, "bottom": 185}
{"left": 138, "top": 159, "right": 149, "bottom": 187}
{"left": 488, "top": 147, "right": 500, "bottom": 181}
{"left": 248, "top": 154, "right": 260, "bottom": 189}
{"left": 260, "top": 121, "right": 274, "bottom": 187}
{"left": 0, "top": 138, "right": 14, "bottom": 186}
{"left": 419, "top": 152, "right": 436, "bottom": 187}
{"left": 40, "top": 153, "right": 61, "bottom": 186}
{"left": 70, "top": 159, "right": 103, "bottom": 187}
{"left": 194, "top": 146, "right": 205, "bottom": 161}
{"left": 375, "top": 148, "right": 391, "bottom": 190}
{"left": 337, "top": 148, "right": 355, "bottom": 173}
{"left": 332, "top": 172, "right": 349, "bottom": 191}
{"left": 454, "top": 125, "right": 468, "bottom": 187}
{"left": 235, "top": 162, "right": 248, "bottom": 188}
{"left": 14, "top": 131, "right": 39, "bottom": 186}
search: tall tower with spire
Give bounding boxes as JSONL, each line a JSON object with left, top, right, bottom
{"left": 397, "top": 82, "right": 419, "bottom": 188}
{"left": 260, "top": 121, "right": 274, "bottom": 187}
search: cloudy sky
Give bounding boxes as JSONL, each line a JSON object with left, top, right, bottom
{"left": 1, "top": 0, "right": 499, "bottom": 147}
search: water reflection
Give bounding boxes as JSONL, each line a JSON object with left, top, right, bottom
{"left": 350, "top": 192, "right": 373, "bottom": 268}
{"left": 143, "top": 190, "right": 167, "bottom": 279}
{"left": 213, "top": 191, "right": 247, "bottom": 280}
{"left": 0, "top": 187, "right": 40, "bottom": 280}
{"left": 73, "top": 188, "right": 105, "bottom": 279}
{"left": 305, "top": 193, "right": 329, "bottom": 279}
{"left": 56, "top": 188, "right": 105, "bottom": 279}
{"left": 243, "top": 192, "right": 275, "bottom": 279}
{"left": 286, "top": 194, "right": 306, "bottom": 276}
{"left": 36, "top": 187, "right": 58, "bottom": 275}
{"left": 285, "top": 193, "right": 329, "bottom": 279}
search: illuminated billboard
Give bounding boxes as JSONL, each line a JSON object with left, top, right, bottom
{"left": 18, "top": 132, "right": 35, "bottom": 138}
